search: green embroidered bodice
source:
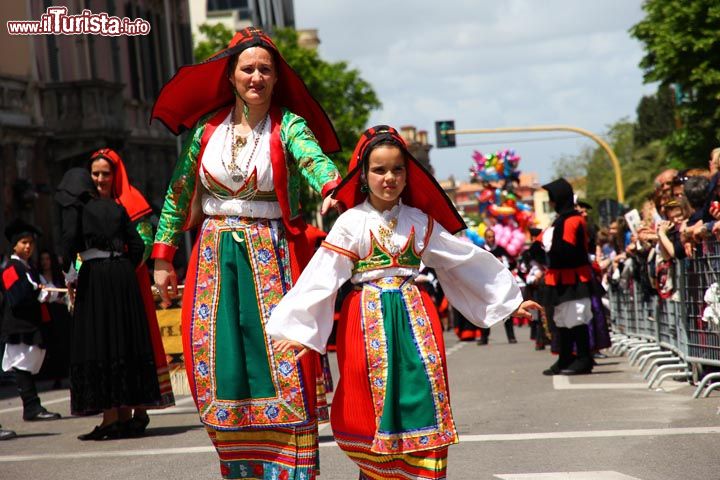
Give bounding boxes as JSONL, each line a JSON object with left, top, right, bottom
{"left": 353, "top": 229, "right": 423, "bottom": 275}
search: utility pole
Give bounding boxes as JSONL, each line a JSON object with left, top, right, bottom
{"left": 438, "top": 124, "right": 625, "bottom": 203}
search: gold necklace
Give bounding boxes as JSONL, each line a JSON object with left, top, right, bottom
{"left": 222, "top": 107, "right": 268, "bottom": 183}
{"left": 377, "top": 216, "right": 399, "bottom": 254}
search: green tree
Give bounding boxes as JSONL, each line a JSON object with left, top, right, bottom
{"left": 193, "top": 23, "right": 233, "bottom": 62}
{"left": 553, "top": 119, "right": 670, "bottom": 222}
{"left": 631, "top": 1, "right": 720, "bottom": 166}
{"left": 634, "top": 84, "right": 676, "bottom": 149}
{"left": 193, "top": 24, "right": 381, "bottom": 219}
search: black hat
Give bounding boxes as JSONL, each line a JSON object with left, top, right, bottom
{"left": 529, "top": 227, "right": 543, "bottom": 237}
{"left": 55, "top": 168, "right": 96, "bottom": 207}
{"left": 542, "top": 178, "right": 574, "bottom": 214}
{"left": 576, "top": 199, "right": 593, "bottom": 210}
{"left": 4, "top": 218, "right": 42, "bottom": 248}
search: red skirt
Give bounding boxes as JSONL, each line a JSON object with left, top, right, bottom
{"left": 331, "top": 281, "right": 455, "bottom": 479}
{"left": 135, "top": 264, "right": 175, "bottom": 408}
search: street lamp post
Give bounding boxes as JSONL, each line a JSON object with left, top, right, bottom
{"left": 441, "top": 125, "right": 625, "bottom": 203}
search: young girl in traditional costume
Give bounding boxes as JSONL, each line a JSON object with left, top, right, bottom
{"left": 268, "top": 125, "right": 541, "bottom": 479}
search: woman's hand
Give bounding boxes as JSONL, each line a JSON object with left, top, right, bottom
{"left": 273, "top": 339, "right": 310, "bottom": 360}
{"left": 67, "top": 284, "right": 75, "bottom": 313}
{"left": 709, "top": 201, "right": 720, "bottom": 220}
{"left": 321, "top": 196, "right": 344, "bottom": 215}
{"left": 657, "top": 220, "right": 671, "bottom": 235}
{"left": 154, "top": 259, "right": 178, "bottom": 309}
{"left": 514, "top": 300, "right": 544, "bottom": 320}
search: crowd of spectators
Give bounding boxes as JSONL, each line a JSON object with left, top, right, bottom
{"left": 596, "top": 147, "right": 720, "bottom": 300}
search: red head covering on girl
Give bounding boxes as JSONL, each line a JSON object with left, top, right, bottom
{"left": 90, "top": 148, "right": 152, "bottom": 222}
{"left": 332, "top": 125, "right": 466, "bottom": 234}
{"left": 151, "top": 26, "right": 340, "bottom": 154}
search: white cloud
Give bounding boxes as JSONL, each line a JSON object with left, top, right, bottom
{"left": 294, "top": 0, "right": 656, "bottom": 184}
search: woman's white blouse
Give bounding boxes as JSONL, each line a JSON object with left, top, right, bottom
{"left": 199, "top": 111, "right": 282, "bottom": 219}
{"left": 266, "top": 201, "right": 523, "bottom": 353}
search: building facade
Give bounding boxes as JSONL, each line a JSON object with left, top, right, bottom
{"left": 190, "top": 0, "right": 294, "bottom": 42}
{"left": 1, "top": 0, "right": 193, "bottom": 254}
{"left": 398, "top": 125, "right": 433, "bottom": 174}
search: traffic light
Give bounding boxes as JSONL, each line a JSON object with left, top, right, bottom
{"left": 434, "top": 120, "right": 456, "bottom": 148}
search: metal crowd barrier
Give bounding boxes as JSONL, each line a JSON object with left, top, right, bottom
{"left": 609, "top": 239, "right": 720, "bottom": 396}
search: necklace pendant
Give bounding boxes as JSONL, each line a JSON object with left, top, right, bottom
{"left": 235, "top": 136, "right": 248, "bottom": 149}
{"left": 231, "top": 174, "right": 243, "bottom": 183}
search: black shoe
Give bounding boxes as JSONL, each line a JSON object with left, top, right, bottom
{"left": 508, "top": 338, "right": 518, "bottom": 344}
{"left": 535, "top": 345, "right": 545, "bottom": 351}
{"left": 543, "top": 359, "right": 566, "bottom": 376}
{"left": 0, "top": 429, "right": 17, "bottom": 441}
{"left": 477, "top": 337, "right": 488, "bottom": 345}
{"left": 24, "top": 408, "right": 61, "bottom": 421}
{"left": 125, "top": 415, "right": 150, "bottom": 437}
{"left": 560, "top": 357, "right": 593, "bottom": 375}
{"left": 78, "top": 422, "right": 124, "bottom": 441}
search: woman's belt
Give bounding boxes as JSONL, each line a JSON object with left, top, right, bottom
{"left": 79, "top": 248, "right": 121, "bottom": 261}
{"left": 202, "top": 195, "right": 282, "bottom": 219}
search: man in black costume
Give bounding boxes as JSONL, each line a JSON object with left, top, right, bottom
{"left": 540, "top": 179, "right": 595, "bottom": 375}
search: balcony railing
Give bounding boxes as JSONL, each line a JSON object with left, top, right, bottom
{"left": 41, "top": 80, "right": 125, "bottom": 135}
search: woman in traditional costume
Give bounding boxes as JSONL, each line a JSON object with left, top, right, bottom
{"left": 88, "top": 147, "right": 175, "bottom": 434}
{"left": 268, "top": 126, "right": 541, "bottom": 480}
{"left": 56, "top": 168, "right": 164, "bottom": 440}
{"left": 151, "top": 26, "right": 342, "bottom": 480}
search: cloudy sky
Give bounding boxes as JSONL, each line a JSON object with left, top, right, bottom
{"left": 294, "top": 0, "right": 656, "bottom": 184}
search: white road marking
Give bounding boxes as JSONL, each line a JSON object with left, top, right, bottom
{"left": 148, "top": 406, "right": 197, "bottom": 415}
{"left": 552, "top": 375, "right": 685, "bottom": 391}
{"left": 445, "top": 341, "right": 467, "bottom": 357}
{"left": 1, "top": 426, "right": 718, "bottom": 462}
{"left": 460, "top": 426, "right": 720, "bottom": 442}
{"left": 0, "top": 446, "right": 216, "bottom": 462}
{"left": 495, "top": 472, "right": 642, "bottom": 480}
{"left": 0, "top": 395, "right": 70, "bottom": 414}
{"left": 0, "top": 394, "right": 197, "bottom": 416}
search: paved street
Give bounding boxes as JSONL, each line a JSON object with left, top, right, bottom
{"left": 1, "top": 327, "right": 719, "bottom": 479}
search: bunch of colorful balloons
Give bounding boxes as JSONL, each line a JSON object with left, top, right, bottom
{"left": 491, "top": 223, "right": 527, "bottom": 257}
{"left": 463, "top": 148, "right": 536, "bottom": 257}
{"left": 470, "top": 149, "right": 521, "bottom": 183}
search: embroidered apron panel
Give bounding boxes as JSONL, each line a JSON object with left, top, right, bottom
{"left": 192, "top": 217, "right": 307, "bottom": 429}
{"left": 361, "top": 276, "right": 458, "bottom": 454}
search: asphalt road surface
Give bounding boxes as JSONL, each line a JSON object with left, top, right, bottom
{"left": 1, "top": 327, "right": 719, "bottom": 479}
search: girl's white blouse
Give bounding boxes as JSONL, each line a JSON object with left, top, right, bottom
{"left": 266, "top": 201, "right": 523, "bottom": 353}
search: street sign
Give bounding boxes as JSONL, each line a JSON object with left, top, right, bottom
{"left": 435, "top": 120, "right": 456, "bottom": 148}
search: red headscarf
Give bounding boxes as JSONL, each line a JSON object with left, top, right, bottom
{"left": 90, "top": 148, "right": 152, "bottom": 222}
{"left": 332, "top": 125, "right": 466, "bottom": 234}
{"left": 151, "top": 26, "right": 340, "bottom": 154}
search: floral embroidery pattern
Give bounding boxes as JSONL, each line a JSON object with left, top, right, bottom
{"left": 361, "top": 276, "right": 458, "bottom": 454}
{"left": 353, "top": 229, "right": 422, "bottom": 275}
{"left": 192, "top": 217, "right": 308, "bottom": 429}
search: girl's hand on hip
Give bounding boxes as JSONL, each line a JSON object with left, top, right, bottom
{"left": 273, "top": 339, "right": 310, "bottom": 360}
